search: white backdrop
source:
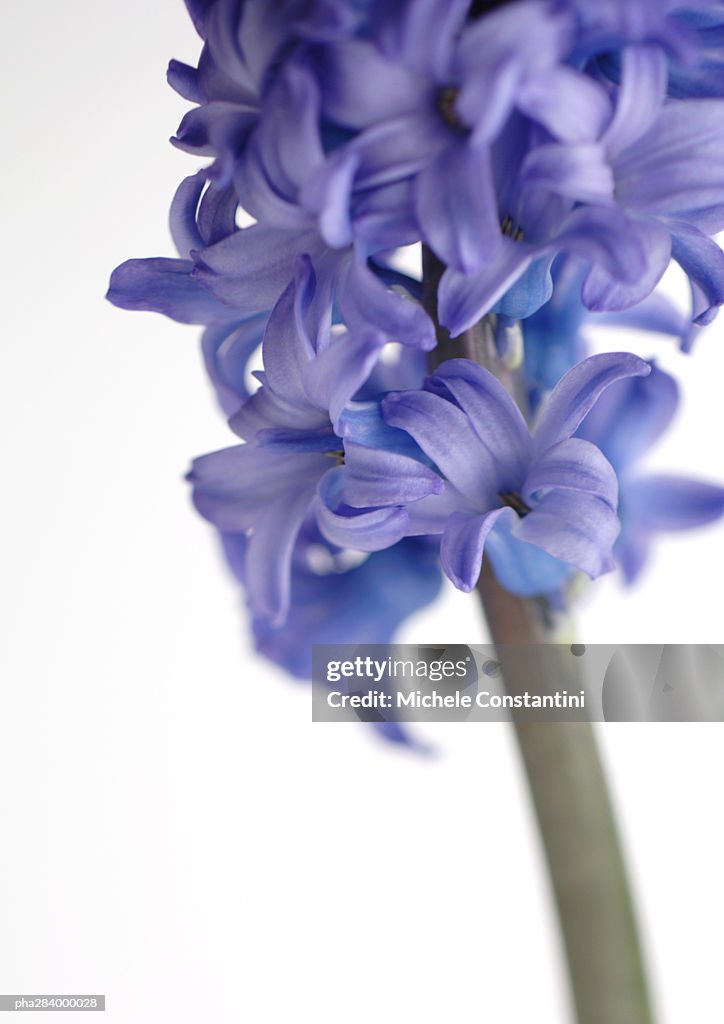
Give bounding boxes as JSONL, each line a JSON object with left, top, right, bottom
{"left": 1, "top": 3, "right": 722, "bottom": 1022}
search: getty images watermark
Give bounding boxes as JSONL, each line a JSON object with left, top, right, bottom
{"left": 0, "top": 996, "right": 104, "bottom": 1012}
{"left": 312, "top": 644, "right": 724, "bottom": 723}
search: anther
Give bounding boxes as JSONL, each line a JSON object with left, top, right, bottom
{"left": 499, "top": 491, "right": 532, "bottom": 517}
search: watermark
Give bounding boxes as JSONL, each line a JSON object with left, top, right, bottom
{"left": 312, "top": 644, "right": 724, "bottom": 723}
{"left": 0, "top": 997, "right": 104, "bottom": 1012}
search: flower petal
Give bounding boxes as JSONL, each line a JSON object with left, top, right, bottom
{"left": 382, "top": 389, "right": 498, "bottom": 505}
{"left": 315, "top": 469, "right": 410, "bottom": 550}
{"left": 428, "top": 359, "right": 533, "bottom": 487}
{"left": 341, "top": 441, "right": 443, "bottom": 508}
{"left": 669, "top": 220, "right": 724, "bottom": 326}
{"left": 512, "top": 490, "right": 620, "bottom": 578}
{"left": 415, "top": 141, "right": 501, "bottom": 273}
{"left": 533, "top": 352, "right": 651, "bottom": 453}
{"left": 486, "top": 521, "right": 574, "bottom": 596}
{"left": 339, "top": 257, "right": 435, "bottom": 350}
{"left": 602, "top": 45, "right": 668, "bottom": 158}
{"left": 440, "top": 508, "right": 516, "bottom": 592}
{"left": 523, "top": 437, "right": 618, "bottom": 509}
{"left": 576, "top": 362, "right": 679, "bottom": 473}
{"left": 193, "top": 223, "right": 320, "bottom": 311}
{"left": 625, "top": 475, "right": 724, "bottom": 531}
{"left": 438, "top": 245, "right": 533, "bottom": 336}
{"left": 107, "top": 257, "right": 236, "bottom": 325}
{"left": 201, "top": 314, "right": 268, "bottom": 414}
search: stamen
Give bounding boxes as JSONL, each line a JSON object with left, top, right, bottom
{"left": 501, "top": 216, "right": 524, "bottom": 242}
{"left": 500, "top": 491, "right": 532, "bottom": 517}
{"left": 325, "top": 449, "right": 345, "bottom": 465}
{"left": 437, "top": 86, "right": 464, "bottom": 130}
{"left": 469, "top": 0, "right": 519, "bottom": 16}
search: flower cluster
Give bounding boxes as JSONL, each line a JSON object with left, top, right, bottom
{"left": 109, "top": 0, "right": 724, "bottom": 679}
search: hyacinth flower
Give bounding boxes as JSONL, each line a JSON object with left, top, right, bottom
{"left": 576, "top": 362, "right": 724, "bottom": 581}
{"left": 192, "top": 60, "right": 436, "bottom": 351}
{"left": 382, "top": 352, "right": 650, "bottom": 595}
{"left": 188, "top": 256, "right": 442, "bottom": 623}
{"left": 169, "top": 0, "right": 354, "bottom": 184}
{"left": 438, "top": 47, "right": 724, "bottom": 334}
{"left": 107, "top": 170, "right": 269, "bottom": 415}
{"left": 108, "top": 2, "right": 724, "bottom": 1019}
{"left": 221, "top": 524, "right": 441, "bottom": 680}
{"left": 522, "top": 255, "right": 688, "bottom": 409}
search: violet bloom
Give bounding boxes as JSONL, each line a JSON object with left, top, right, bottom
{"left": 382, "top": 353, "right": 650, "bottom": 596}
{"left": 221, "top": 524, "right": 441, "bottom": 680}
{"left": 107, "top": 170, "right": 268, "bottom": 416}
{"left": 523, "top": 256, "right": 688, "bottom": 410}
{"left": 188, "top": 257, "right": 442, "bottom": 623}
{"left": 192, "top": 60, "right": 435, "bottom": 351}
{"left": 169, "top": 0, "right": 353, "bottom": 184}
{"left": 440, "top": 46, "right": 724, "bottom": 335}
{"left": 576, "top": 362, "right": 724, "bottom": 581}
{"left": 314, "top": 0, "right": 598, "bottom": 272}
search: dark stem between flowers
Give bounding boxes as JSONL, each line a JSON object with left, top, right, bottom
{"left": 422, "top": 246, "right": 655, "bottom": 1024}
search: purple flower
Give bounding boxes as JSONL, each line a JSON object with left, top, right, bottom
{"left": 439, "top": 45, "right": 724, "bottom": 335}
{"left": 576, "top": 362, "right": 724, "bottom": 581}
{"left": 523, "top": 256, "right": 688, "bottom": 409}
{"left": 221, "top": 523, "right": 442, "bottom": 679}
{"left": 382, "top": 353, "right": 651, "bottom": 595}
{"left": 192, "top": 59, "right": 436, "bottom": 351}
{"left": 188, "top": 256, "right": 442, "bottom": 623}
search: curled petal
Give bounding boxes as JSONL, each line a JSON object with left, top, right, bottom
{"left": 382, "top": 390, "right": 498, "bottom": 505}
{"left": 512, "top": 490, "right": 620, "bottom": 578}
{"left": 523, "top": 438, "right": 618, "bottom": 509}
{"left": 533, "top": 352, "right": 651, "bottom": 453}
{"left": 428, "top": 359, "right": 533, "bottom": 487}
{"left": 576, "top": 363, "right": 679, "bottom": 473}
{"left": 341, "top": 442, "right": 443, "bottom": 508}
{"left": 440, "top": 508, "right": 516, "bottom": 592}
{"left": 315, "top": 469, "right": 410, "bottom": 551}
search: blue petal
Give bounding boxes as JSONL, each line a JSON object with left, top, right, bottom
{"left": 201, "top": 314, "right": 268, "bottom": 414}
{"left": 486, "top": 519, "right": 575, "bottom": 596}
{"left": 193, "top": 223, "right": 321, "bottom": 311}
{"left": 338, "top": 257, "right": 435, "bottom": 350}
{"left": 625, "top": 475, "right": 724, "bottom": 531}
{"left": 602, "top": 45, "right": 667, "bottom": 158}
{"left": 382, "top": 390, "right": 498, "bottom": 506}
{"left": 576, "top": 363, "right": 679, "bottom": 472}
{"left": 428, "top": 359, "right": 533, "bottom": 487}
{"left": 189, "top": 445, "right": 329, "bottom": 623}
{"left": 438, "top": 245, "right": 533, "bottom": 336}
{"left": 523, "top": 438, "right": 618, "bottom": 510}
{"left": 518, "top": 65, "right": 613, "bottom": 142}
{"left": 341, "top": 441, "right": 443, "bottom": 508}
{"left": 315, "top": 469, "right": 410, "bottom": 550}
{"left": 169, "top": 172, "right": 207, "bottom": 256}
{"left": 167, "top": 59, "right": 202, "bottom": 103}
{"left": 440, "top": 508, "right": 515, "bottom": 592}
{"left": 533, "top": 352, "right": 651, "bottom": 453}
{"left": 415, "top": 141, "right": 501, "bottom": 274}
{"left": 107, "top": 257, "right": 237, "bottom": 325}
{"left": 669, "top": 220, "right": 724, "bottom": 325}
{"left": 512, "top": 490, "right": 620, "bottom": 578}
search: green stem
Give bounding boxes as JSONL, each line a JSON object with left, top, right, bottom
{"left": 422, "top": 247, "right": 655, "bottom": 1024}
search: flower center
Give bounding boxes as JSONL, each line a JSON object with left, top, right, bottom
{"left": 501, "top": 215, "right": 525, "bottom": 242}
{"left": 469, "top": 0, "right": 518, "bottom": 16}
{"left": 437, "top": 86, "right": 465, "bottom": 130}
{"left": 499, "top": 491, "right": 532, "bottom": 517}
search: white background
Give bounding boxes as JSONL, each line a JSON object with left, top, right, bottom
{"left": 1, "top": 3, "right": 723, "bottom": 1021}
